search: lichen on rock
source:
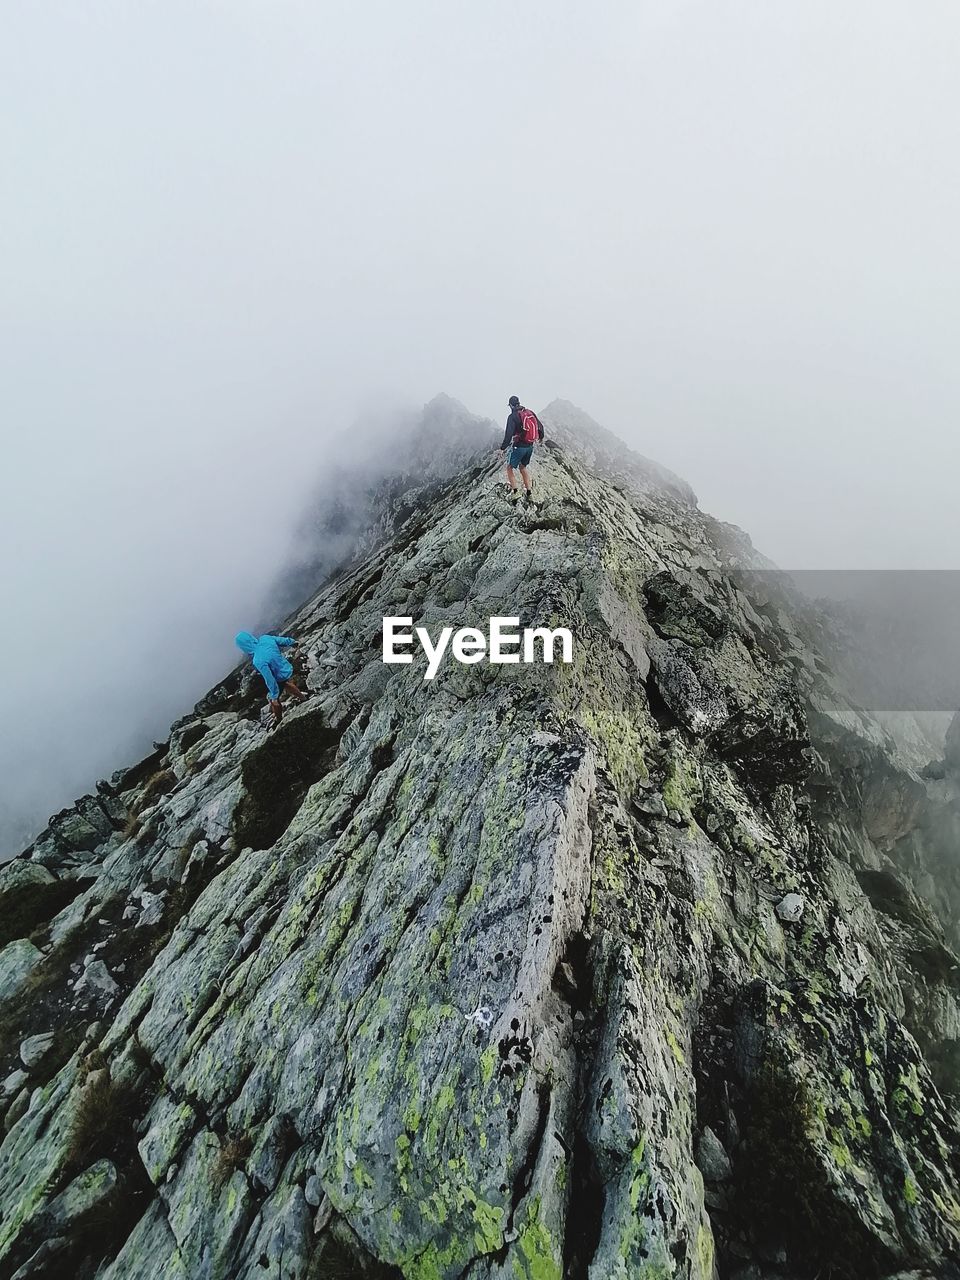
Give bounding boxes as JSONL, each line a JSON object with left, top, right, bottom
{"left": 0, "top": 398, "right": 957, "bottom": 1279}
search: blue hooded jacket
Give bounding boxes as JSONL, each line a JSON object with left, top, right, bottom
{"left": 235, "top": 632, "right": 295, "bottom": 700}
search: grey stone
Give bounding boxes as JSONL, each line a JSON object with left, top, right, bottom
{"left": 54, "top": 813, "right": 103, "bottom": 852}
{"left": 646, "top": 634, "right": 730, "bottom": 735}
{"left": 246, "top": 1113, "right": 292, "bottom": 1193}
{"left": 137, "top": 892, "right": 165, "bottom": 927}
{"left": 776, "top": 892, "right": 805, "bottom": 924}
{"left": 633, "top": 790, "right": 668, "bottom": 818}
{"left": 0, "top": 939, "right": 41, "bottom": 1000}
{"left": 313, "top": 1194, "right": 333, "bottom": 1235}
{"left": 77, "top": 959, "right": 119, "bottom": 997}
{"left": 19, "top": 1033, "right": 55, "bottom": 1069}
{"left": 2, "top": 1070, "right": 28, "bottom": 1098}
{"left": 46, "top": 1159, "right": 118, "bottom": 1229}
{"left": 0, "top": 859, "right": 55, "bottom": 895}
{"left": 696, "top": 1125, "right": 733, "bottom": 1183}
{"left": 3, "top": 1088, "right": 30, "bottom": 1133}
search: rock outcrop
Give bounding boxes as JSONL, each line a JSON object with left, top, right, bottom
{"left": 0, "top": 406, "right": 957, "bottom": 1280}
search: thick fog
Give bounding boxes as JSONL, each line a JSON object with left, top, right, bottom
{"left": 3, "top": 1, "right": 960, "bottom": 853}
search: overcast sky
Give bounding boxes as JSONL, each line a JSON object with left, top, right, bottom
{"left": 3, "top": 1, "right": 960, "bottom": 850}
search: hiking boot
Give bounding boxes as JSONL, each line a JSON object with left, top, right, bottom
{"left": 524, "top": 488, "right": 534, "bottom": 505}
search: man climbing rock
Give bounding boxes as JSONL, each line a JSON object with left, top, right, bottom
{"left": 235, "top": 631, "right": 305, "bottom": 726}
{"left": 498, "top": 395, "right": 544, "bottom": 503}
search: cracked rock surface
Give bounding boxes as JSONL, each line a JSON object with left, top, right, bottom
{"left": 0, "top": 400, "right": 957, "bottom": 1279}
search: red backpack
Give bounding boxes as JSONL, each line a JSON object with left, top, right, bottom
{"left": 517, "top": 408, "right": 540, "bottom": 445}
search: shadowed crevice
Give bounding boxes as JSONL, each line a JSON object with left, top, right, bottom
{"left": 233, "top": 707, "right": 342, "bottom": 851}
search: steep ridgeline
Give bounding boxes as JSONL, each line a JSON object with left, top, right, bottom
{"left": 0, "top": 396, "right": 500, "bottom": 864}
{"left": 264, "top": 395, "right": 501, "bottom": 625}
{"left": 0, "top": 410, "right": 958, "bottom": 1280}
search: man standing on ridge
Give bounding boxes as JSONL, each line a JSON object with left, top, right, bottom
{"left": 498, "top": 395, "right": 544, "bottom": 504}
{"left": 235, "top": 631, "right": 306, "bottom": 726}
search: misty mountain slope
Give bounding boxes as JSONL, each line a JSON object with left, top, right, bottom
{"left": 0, "top": 397, "right": 501, "bottom": 867}
{"left": 264, "top": 395, "right": 499, "bottom": 625}
{"left": 540, "top": 400, "right": 697, "bottom": 508}
{"left": 0, "top": 429, "right": 958, "bottom": 1280}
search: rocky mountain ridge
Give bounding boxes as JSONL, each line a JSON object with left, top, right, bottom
{"left": 0, "top": 402, "right": 957, "bottom": 1280}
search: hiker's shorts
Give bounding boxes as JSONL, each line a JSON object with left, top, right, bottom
{"left": 270, "top": 658, "right": 294, "bottom": 685}
{"left": 509, "top": 444, "right": 534, "bottom": 468}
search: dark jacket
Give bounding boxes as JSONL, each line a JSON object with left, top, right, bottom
{"left": 501, "top": 407, "right": 544, "bottom": 449}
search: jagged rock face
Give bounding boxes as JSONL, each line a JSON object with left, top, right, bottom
{"left": 0, "top": 420, "right": 958, "bottom": 1280}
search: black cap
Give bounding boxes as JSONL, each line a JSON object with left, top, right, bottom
{"left": 508, "top": 395, "right": 520, "bottom": 407}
